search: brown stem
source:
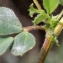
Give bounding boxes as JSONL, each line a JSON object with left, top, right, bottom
{"left": 36, "top": 32, "right": 53, "bottom": 63}
{"left": 36, "top": 32, "right": 52, "bottom": 63}
{"left": 23, "top": 25, "right": 45, "bottom": 32}
{"left": 23, "top": 10, "right": 63, "bottom": 63}
{"left": 33, "top": 0, "right": 42, "bottom": 10}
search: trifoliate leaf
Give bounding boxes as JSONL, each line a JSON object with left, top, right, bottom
{"left": 43, "top": 0, "right": 59, "bottom": 14}
{"left": 0, "top": 7, "right": 22, "bottom": 35}
{"left": 0, "top": 37, "right": 13, "bottom": 55}
{"left": 11, "top": 32, "right": 36, "bottom": 56}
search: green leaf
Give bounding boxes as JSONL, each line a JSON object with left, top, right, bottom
{"left": 43, "top": 0, "right": 59, "bottom": 14}
{"left": 29, "top": 3, "right": 38, "bottom": 17}
{"left": 29, "top": 3, "right": 46, "bottom": 17}
{"left": 59, "top": 0, "right": 63, "bottom": 6}
{"left": 50, "top": 15, "right": 59, "bottom": 28}
{"left": 33, "top": 13, "right": 48, "bottom": 25}
{"left": 0, "top": 7, "right": 22, "bottom": 35}
{"left": 0, "top": 36, "right": 13, "bottom": 55}
{"left": 11, "top": 32, "right": 36, "bottom": 56}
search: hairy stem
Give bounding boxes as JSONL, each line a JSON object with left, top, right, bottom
{"left": 23, "top": 25, "right": 45, "bottom": 32}
{"left": 36, "top": 18, "right": 63, "bottom": 63}
{"left": 23, "top": 9, "right": 63, "bottom": 63}
{"left": 33, "top": 0, "right": 42, "bottom": 10}
{"left": 36, "top": 32, "right": 53, "bottom": 63}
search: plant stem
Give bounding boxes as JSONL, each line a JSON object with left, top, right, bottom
{"left": 33, "top": 0, "right": 42, "bottom": 10}
{"left": 23, "top": 25, "right": 45, "bottom": 32}
{"left": 23, "top": 9, "right": 63, "bottom": 63}
{"left": 57, "top": 10, "right": 63, "bottom": 20}
{"left": 36, "top": 17, "right": 63, "bottom": 63}
{"left": 36, "top": 32, "right": 53, "bottom": 63}
{"left": 54, "top": 17, "right": 63, "bottom": 36}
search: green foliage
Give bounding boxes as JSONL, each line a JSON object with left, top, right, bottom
{"left": 0, "top": 7, "right": 36, "bottom": 56}
{"left": 59, "top": 0, "right": 63, "bottom": 6}
{"left": 29, "top": 3, "right": 49, "bottom": 25}
{"left": 0, "top": 7, "right": 22, "bottom": 35}
{"left": 29, "top": 3, "right": 37, "bottom": 17}
{"left": 50, "top": 15, "right": 59, "bottom": 28}
{"left": 33, "top": 13, "right": 49, "bottom": 25}
{"left": 29, "top": 3, "right": 46, "bottom": 17}
{"left": 43, "top": 0, "right": 59, "bottom": 14}
{"left": 0, "top": 0, "right": 62, "bottom": 57}
{"left": 0, "top": 37, "right": 13, "bottom": 55}
{"left": 29, "top": 0, "right": 60, "bottom": 25}
{"left": 11, "top": 32, "right": 35, "bottom": 56}
{"left": 29, "top": 0, "right": 61, "bottom": 46}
